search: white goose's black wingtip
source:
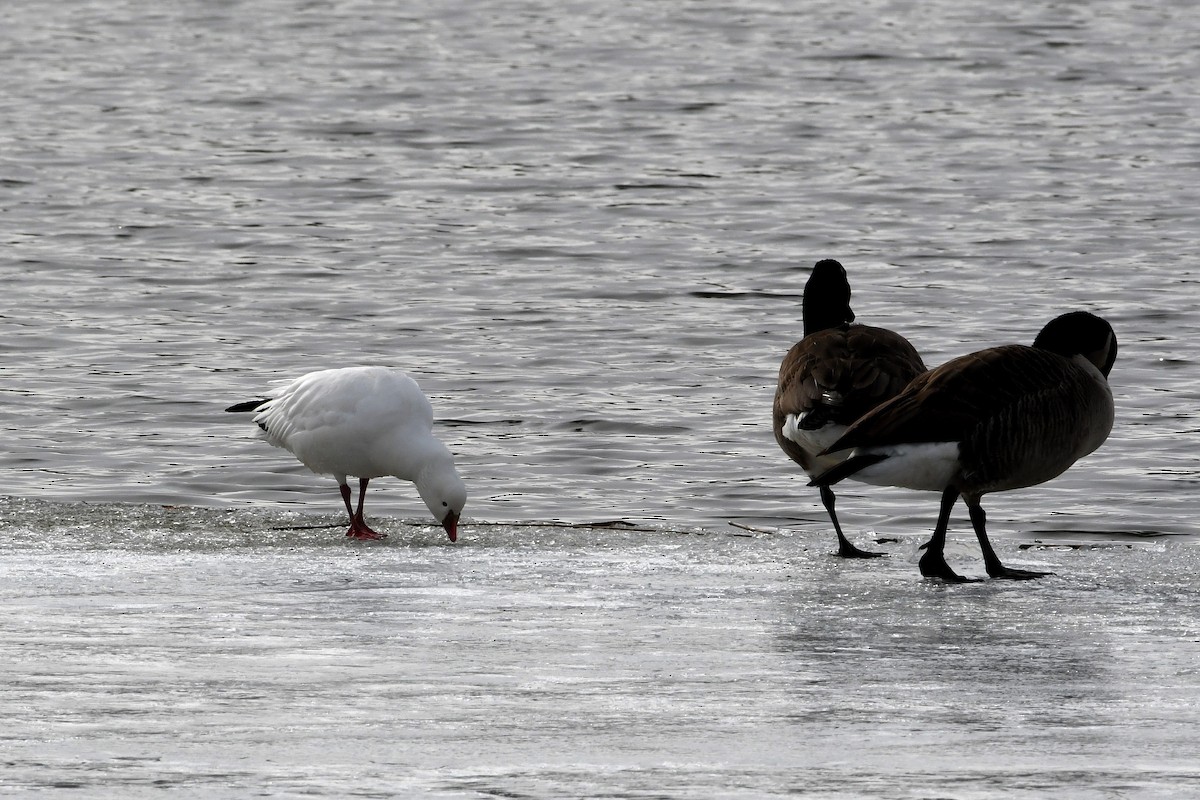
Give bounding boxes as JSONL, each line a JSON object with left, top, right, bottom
{"left": 225, "top": 399, "right": 268, "bottom": 413}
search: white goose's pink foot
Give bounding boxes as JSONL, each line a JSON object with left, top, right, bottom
{"left": 346, "top": 518, "right": 386, "bottom": 540}
{"left": 341, "top": 481, "right": 387, "bottom": 540}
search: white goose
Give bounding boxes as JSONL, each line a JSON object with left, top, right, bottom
{"left": 811, "top": 311, "right": 1117, "bottom": 581}
{"left": 226, "top": 366, "right": 467, "bottom": 542}
{"left": 773, "top": 259, "right": 926, "bottom": 557}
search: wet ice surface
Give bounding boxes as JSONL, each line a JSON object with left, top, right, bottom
{"left": 3, "top": 498, "right": 1197, "bottom": 798}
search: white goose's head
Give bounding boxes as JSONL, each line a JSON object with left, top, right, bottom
{"left": 415, "top": 456, "right": 468, "bottom": 542}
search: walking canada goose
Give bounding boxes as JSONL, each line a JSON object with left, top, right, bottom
{"left": 226, "top": 366, "right": 467, "bottom": 542}
{"left": 773, "top": 259, "right": 927, "bottom": 557}
{"left": 810, "top": 311, "right": 1117, "bottom": 581}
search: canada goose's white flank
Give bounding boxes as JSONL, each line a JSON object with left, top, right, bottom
{"left": 773, "top": 259, "right": 927, "bottom": 557}
{"left": 811, "top": 311, "right": 1117, "bottom": 581}
{"left": 226, "top": 366, "right": 467, "bottom": 542}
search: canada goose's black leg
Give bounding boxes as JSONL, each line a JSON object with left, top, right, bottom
{"left": 822, "top": 485, "right": 885, "bottom": 559}
{"left": 919, "top": 486, "right": 977, "bottom": 582}
{"left": 966, "top": 497, "right": 1051, "bottom": 580}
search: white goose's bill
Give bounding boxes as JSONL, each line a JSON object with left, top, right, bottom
{"left": 442, "top": 510, "right": 460, "bottom": 542}
{"left": 848, "top": 442, "right": 961, "bottom": 491}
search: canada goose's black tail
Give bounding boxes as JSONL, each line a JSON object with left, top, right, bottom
{"left": 225, "top": 399, "right": 268, "bottom": 413}
{"left": 809, "top": 453, "right": 888, "bottom": 487}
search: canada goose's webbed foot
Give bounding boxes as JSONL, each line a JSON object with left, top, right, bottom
{"left": 837, "top": 536, "right": 887, "bottom": 559}
{"left": 987, "top": 565, "right": 1052, "bottom": 581}
{"left": 918, "top": 549, "right": 979, "bottom": 583}
{"left": 823, "top": 486, "right": 885, "bottom": 559}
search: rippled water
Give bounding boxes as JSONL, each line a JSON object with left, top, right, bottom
{"left": 2, "top": 0, "right": 1199, "bottom": 796}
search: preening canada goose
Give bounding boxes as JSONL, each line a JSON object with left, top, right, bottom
{"left": 810, "top": 311, "right": 1117, "bottom": 581}
{"left": 773, "top": 259, "right": 927, "bottom": 557}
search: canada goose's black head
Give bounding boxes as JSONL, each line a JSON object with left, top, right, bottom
{"left": 1033, "top": 311, "right": 1118, "bottom": 377}
{"left": 803, "top": 259, "right": 855, "bottom": 336}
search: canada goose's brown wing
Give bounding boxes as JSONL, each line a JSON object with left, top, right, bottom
{"left": 774, "top": 324, "right": 925, "bottom": 427}
{"left": 826, "top": 344, "right": 1095, "bottom": 453}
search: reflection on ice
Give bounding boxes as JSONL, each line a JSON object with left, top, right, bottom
{"left": 2, "top": 498, "right": 1197, "bottom": 798}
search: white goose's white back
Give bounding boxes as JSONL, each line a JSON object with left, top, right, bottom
{"left": 254, "top": 367, "right": 437, "bottom": 482}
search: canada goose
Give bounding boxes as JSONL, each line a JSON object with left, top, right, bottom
{"left": 773, "top": 259, "right": 927, "bottom": 557}
{"left": 226, "top": 366, "right": 467, "bottom": 541}
{"left": 810, "top": 311, "right": 1117, "bottom": 581}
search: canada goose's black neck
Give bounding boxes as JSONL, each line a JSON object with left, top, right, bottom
{"left": 803, "top": 259, "right": 856, "bottom": 336}
{"left": 1031, "top": 310, "right": 1118, "bottom": 377}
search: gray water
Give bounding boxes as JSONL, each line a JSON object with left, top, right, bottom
{"left": 2, "top": 0, "right": 1198, "bottom": 797}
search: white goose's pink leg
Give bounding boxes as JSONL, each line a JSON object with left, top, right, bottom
{"left": 340, "top": 479, "right": 386, "bottom": 540}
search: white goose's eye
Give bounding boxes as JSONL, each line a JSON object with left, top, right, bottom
{"left": 442, "top": 501, "right": 448, "bottom": 507}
